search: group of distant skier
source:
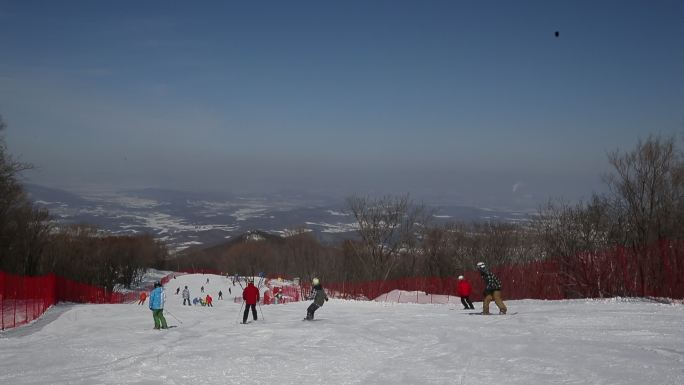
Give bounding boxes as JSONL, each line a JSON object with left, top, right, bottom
{"left": 142, "top": 261, "right": 507, "bottom": 329}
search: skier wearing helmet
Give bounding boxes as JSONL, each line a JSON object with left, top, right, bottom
{"left": 456, "top": 275, "right": 475, "bottom": 310}
{"left": 304, "top": 277, "right": 328, "bottom": 320}
{"left": 476, "top": 262, "right": 507, "bottom": 315}
{"left": 149, "top": 281, "right": 168, "bottom": 329}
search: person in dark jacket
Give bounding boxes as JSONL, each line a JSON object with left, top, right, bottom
{"left": 149, "top": 281, "right": 168, "bottom": 329}
{"left": 456, "top": 275, "right": 475, "bottom": 310}
{"left": 305, "top": 278, "right": 328, "bottom": 320}
{"left": 476, "top": 262, "right": 507, "bottom": 315}
{"left": 242, "top": 280, "right": 260, "bottom": 324}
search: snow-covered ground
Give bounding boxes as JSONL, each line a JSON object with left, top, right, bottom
{"left": 1, "top": 274, "right": 683, "bottom": 384}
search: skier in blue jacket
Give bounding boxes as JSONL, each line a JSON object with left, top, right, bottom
{"left": 149, "top": 281, "right": 168, "bottom": 329}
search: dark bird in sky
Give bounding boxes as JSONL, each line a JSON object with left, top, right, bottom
{"left": 555, "top": 31, "right": 559, "bottom": 37}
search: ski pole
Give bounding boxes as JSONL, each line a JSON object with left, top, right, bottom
{"left": 235, "top": 300, "right": 245, "bottom": 324}
{"left": 258, "top": 301, "right": 265, "bottom": 322}
{"left": 165, "top": 310, "right": 183, "bottom": 325}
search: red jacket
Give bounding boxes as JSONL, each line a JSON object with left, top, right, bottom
{"left": 457, "top": 280, "right": 472, "bottom": 297}
{"left": 243, "top": 283, "right": 260, "bottom": 305}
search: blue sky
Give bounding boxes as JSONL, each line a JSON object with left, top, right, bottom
{"left": 1, "top": 1, "right": 683, "bottom": 208}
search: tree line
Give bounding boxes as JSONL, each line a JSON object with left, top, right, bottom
{"left": 0, "top": 115, "right": 168, "bottom": 290}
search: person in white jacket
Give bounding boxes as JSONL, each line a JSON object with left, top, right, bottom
{"left": 182, "top": 286, "right": 191, "bottom": 306}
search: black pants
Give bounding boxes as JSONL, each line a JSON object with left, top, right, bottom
{"left": 306, "top": 303, "right": 320, "bottom": 319}
{"left": 243, "top": 304, "right": 257, "bottom": 323}
{"left": 461, "top": 297, "right": 474, "bottom": 309}
{"left": 183, "top": 298, "right": 191, "bottom": 306}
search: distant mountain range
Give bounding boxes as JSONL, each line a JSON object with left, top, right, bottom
{"left": 25, "top": 184, "right": 531, "bottom": 252}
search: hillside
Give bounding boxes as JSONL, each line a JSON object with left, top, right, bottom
{"left": 25, "top": 184, "right": 531, "bottom": 252}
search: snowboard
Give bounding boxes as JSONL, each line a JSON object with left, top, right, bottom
{"left": 468, "top": 311, "right": 518, "bottom": 316}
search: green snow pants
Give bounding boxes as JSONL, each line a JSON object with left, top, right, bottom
{"left": 152, "top": 309, "right": 168, "bottom": 329}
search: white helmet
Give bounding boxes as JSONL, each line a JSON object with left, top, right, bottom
{"left": 458, "top": 275, "right": 464, "bottom": 280}
{"left": 476, "top": 262, "right": 486, "bottom": 270}
{"left": 312, "top": 278, "right": 320, "bottom": 286}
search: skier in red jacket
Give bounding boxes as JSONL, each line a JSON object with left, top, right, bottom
{"left": 456, "top": 275, "right": 475, "bottom": 310}
{"left": 242, "top": 280, "right": 260, "bottom": 324}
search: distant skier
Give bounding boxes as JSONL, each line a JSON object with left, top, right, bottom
{"left": 242, "top": 280, "right": 260, "bottom": 324}
{"left": 138, "top": 291, "right": 147, "bottom": 305}
{"left": 201, "top": 286, "right": 204, "bottom": 293}
{"left": 149, "top": 282, "right": 168, "bottom": 329}
{"left": 228, "top": 287, "right": 232, "bottom": 295}
{"left": 206, "top": 294, "right": 213, "bottom": 307}
{"left": 182, "top": 286, "right": 191, "bottom": 306}
{"left": 218, "top": 290, "right": 223, "bottom": 300}
{"left": 175, "top": 287, "right": 180, "bottom": 295}
{"left": 206, "top": 278, "right": 210, "bottom": 284}
{"left": 305, "top": 278, "right": 328, "bottom": 320}
{"left": 456, "top": 275, "right": 475, "bottom": 310}
{"left": 476, "top": 262, "right": 507, "bottom": 315}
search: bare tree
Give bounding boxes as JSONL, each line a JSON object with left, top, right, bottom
{"left": 606, "top": 135, "right": 683, "bottom": 246}
{"left": 284, "top": 228, "right": 324, "bottom": 283}
{"left": 533, "top": 195, "right": 621, "bottom": 260}
{"left": 346, "top": 194, "right": 430, "bottom": 281}
{"left": 0, "top": 114, "right": 51, "bottom": 275}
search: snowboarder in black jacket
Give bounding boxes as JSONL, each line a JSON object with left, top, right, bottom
{"left": 477, "top": 262, "right": 507, "bottom": 315}
{"left": 305, "top": 278, "right": 328, "bottom": 320}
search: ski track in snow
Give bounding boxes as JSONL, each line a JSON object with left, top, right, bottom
{"left": 2, "top": 274, "right": 684, "bottom": 385}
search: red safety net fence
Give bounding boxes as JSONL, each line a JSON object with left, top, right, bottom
{"left": 312, "top": 240, "right": 684, "bottom": 303}
{"left": 231, "top": 278, "right": 301, "bottom": 305}
{"left": 4, "top": 240, "right": 682, "bottom": 328}
{"left": 297, "top": 260, "right": 565, "bottom": 304}
{"left": 1, "top": 272, "right": 142, "bottom": 330}
{"left": 263, "top": 285, "right": 300, "bottom": 305}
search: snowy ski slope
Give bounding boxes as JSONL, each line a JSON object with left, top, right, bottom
{"left": 1, "top": 273, "right": 683, "bottom": 384}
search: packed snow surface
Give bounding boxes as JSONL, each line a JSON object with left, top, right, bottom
{"left": 2, "top": 274, "right": 683, "bottom": 384}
